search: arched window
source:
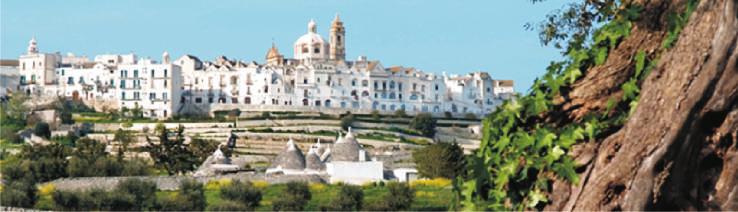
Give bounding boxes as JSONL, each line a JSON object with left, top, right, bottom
{"left": 362, "top": 91, "right": 370, "bottom": 97}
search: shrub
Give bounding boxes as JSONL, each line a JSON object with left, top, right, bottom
{"left": 207, "top": 200, "right": 249, "bottom": 211}
{"left": 0, "top": 127, "right": 22, "bottom": 144}
{"left": 385, "top": 182, "right": 414, "bottom": 210}
{"left": 261, "top": 111, "right": 271, "bottom": 119}
{"left": 371, "top": 110, "right": 381, "bottom": 120}
{"left": 219, "top": 180, "right": 262, "bottom": 209}
{"left": 272, "top": 181, "right": 311, "bottom": 211}
{"left": 394, "top": 109, "right": 407, "bottom": 118}
{"left": 34, "top": 122, "right": 51, "bottom": 139}
{"left": 464, "top": 112, "right": 478, "bottom": 120}
{"left": 0, "top": 180, "right": 38, "bottom": 208}
{"left": 60, "top": 111, "right": 74, "bottom": 124}
{"left": 177, "top": 179, "right": 206, "bottom": 211}
{"left": 115, "top": 178, "right": 158, "bottom": 210}
{"left": 409, "top": 113, "right": 437, "bottom": 137}
{"left": 412, "top": 142, "right": 465, "bottom": 179}
{"left": 329, "top": 184, "right": 364, "bottom": 211}
{"left": 340, "top": 114, "right": 355, "bottom": 130}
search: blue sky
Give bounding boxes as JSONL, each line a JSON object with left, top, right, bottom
{"left": 1, "top": 0, "right": 571, "bottom": 92}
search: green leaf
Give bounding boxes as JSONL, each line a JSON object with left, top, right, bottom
{"left": 534, "top": 129, "right": 557, "bottom": 150}
{"left": 527, "top": 189, "right": 549, "bottom": 208}
{"left": 553, "top": 157, "right": 579, "bottom": 184}
{"left": 514, "top": 131, "right": 535, "bottom": 150}
{"left": 634, "top": 50, "right": 646, "bottom": 78}
{"left": 621, "top": 78, "right": 640, "bottom": 101}
{"left": 594, "top": 47, "right": 608, "bottom": 65}
{"left": 564, "top": 68, "right": 582, "bottom": 85}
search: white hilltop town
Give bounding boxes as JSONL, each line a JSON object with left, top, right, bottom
{"left": 0, "top": 15, "right": 514, "bottom": 185}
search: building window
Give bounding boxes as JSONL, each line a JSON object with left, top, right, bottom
{"left": 303, "top": 78, "right": 308, "bottom": 84}
{"left": 120, "top": 80, "right": 125, "bottom": 88}
{"left": 164, "top": 80, "right": 168, "bottom": 88}
{"left": 164, "top": 69, "right": 168, "bottom": 78}
{"left": 362, "top": 80, "right": 368, "bottom": 87}
{"left": 133, "top": 70, "right": 139, "bottom": 78}
{"left": 162, "top": 92, "right": 168, "bottom": 100}
{"left": 121, "top": 92, "right": 126, "bottom": 99}
{"left": 314, "top": 48, "right": 320, "bottom": 53}
{"left": 195, "top": 97, "right": 202, "bottom": 103}
{"left": 231, "top": 98, "right": 238, "bottom": 104}
{"left": 150, "top": 93, "right": 155, "bottom": 100}
{"left": 389, "top": 81, "right": 395, "bottom": 89}
{"left": 436, "top": 84, "right": 439, "bottom": 91}
{"left": 67, "top": 77, "right": 74, "bottom": 85}
{"left": 151, "top": 70, "right": 155, "bottom": 78}
{"left": 398, "top": 82, "right": 403, "bottom": 90}
{"left": 208, "top": 97, "right": 214, "bottom": 103}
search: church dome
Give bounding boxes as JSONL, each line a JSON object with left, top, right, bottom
{"left": 294, "top": 19, "right": 329, "bottom": 60}
{"left": 270, "top": 139, "right": 306, "bottom": 170}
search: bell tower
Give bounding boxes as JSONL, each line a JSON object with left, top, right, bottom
{"left": 329, "top": 13, "right": 345, "bottom": 61}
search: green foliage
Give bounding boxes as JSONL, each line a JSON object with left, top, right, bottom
{"left": 385, "top": 182, "right": 414, "bottom": 211}
{"left": 0, "top": 180, "right": 38, "bottom": 208}
{"left": 272, "top": 181, "right": 311, "bottom": 211}
{"left": 190, "top": 138, "right": 221, "bottom": 163}
{"left": 413, "top": 142, "right": 465, "bottom": 179}
{"left": 114, "top": 178, "right": 158, "bottom": 210}
{"left": 455, "top": 3, "right": 654, "bottom": 210}
{"left": 662, "top": 0, "right": 699, "bottom": 48}
{"left": 340, "top": 114, "right": 355, "bottom": 131}
{"left": 34, "top": 122, "right": 51, "bottom": 139}
{"left": 219, "top": 180, "right": 262, "bottom": 210}
{"left": 371, "top": 110, "right": 381, "bottom": 120}
{"left": 409, "top": 113, "right": 437, "bottom": 137}
{"left": 7, "top": 143, "right": 70, "bottom": 183}
{"left": 51, "top": 179, "right": 157, "bottom": 212}
{"left": 157, "top": 179, "right": 206, "bottom": 211}
{"left": 327, "top": 184, "right": 364, "bottom": 211}
{"left": 145, "top": 124, "right": 198, "bottom": 175}
{"left": 464, "top": 113, "right": 478, "bottom": 120}
{"left": 66, "top": 138, "right": 152, "bottom": 177}
{"left": 394, "top": 109, "right": 407, "bottom": 118}
{"left": 207, "top": 200, "right": 250, "bottom": 211}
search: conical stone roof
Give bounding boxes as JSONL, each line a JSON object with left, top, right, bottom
{"left": 270, "top": 138, "right": 305, "bottom": 170}
{"left": 305, "top": 148, "right": 325, "bottom": 171}
{"left": 331, "top": 128, "right": 361, "bottom": 162}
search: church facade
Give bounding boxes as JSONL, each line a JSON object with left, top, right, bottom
{"left": 15, "top": 15, "right": 514, "bottom": 118}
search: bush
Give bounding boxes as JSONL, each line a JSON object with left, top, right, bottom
{"left": 394, "top": 109, "right": 407, "bottom": 118}
{"left": 207, "top": 200, "right": 250, "bottom": 211}
{"left": 464, "top": 112, "right": 478, "bottom": 120}
{"left": 115, "top": 178, "right": 158, "bottom": 210}
{"left": 413, "top": 142, "right": 465, "bottom": 179}
{"left": 272, "top": 181, "right": 311, "bottom": 211}
{"left": 34, "top": 122, "right": 51, "bottom": 139}
{"left": 0, "top": 180, "right": 38, "bottom": 208}
{"left": 261, "top": 111, "right": 271, "bottom": 119}
{"left": 176, "top": 179, "right": 206, "bottom": 211}
{"left": 329, "top": 184, "right": 364, "bottom": 211}
{"left": 371, "top": 110, "right": 381, "bottom": 120}
{"left": 340, "top": 114, "right": 355, "bottom": 131}
{"left": 409, "top": 113, "right": 437, "bottom": 137}
{"left": 60, "top": 111, "right": 74, "bottom": 124}
{"left": 219, "top": 180, "right": 262, "bottom": 209}
{"left": 0, "top": 126, "right": 23, "bottom": 144}
{"left": 385, "top": 182, "right": 414, "bottom": 210}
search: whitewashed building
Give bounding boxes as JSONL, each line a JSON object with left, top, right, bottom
{"left": 15, "top": 15, "right": 514, "bottom": 119}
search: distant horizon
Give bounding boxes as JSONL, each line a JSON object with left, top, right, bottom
{"left": 1, "top": 0, "right": 573, "bottom": 92}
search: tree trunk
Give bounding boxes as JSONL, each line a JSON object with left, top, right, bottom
{"left": 546, "top": 0, "right": 738, "bottom": 210}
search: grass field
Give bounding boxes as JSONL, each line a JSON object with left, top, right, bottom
{"left": 155, "top": 179, "right": 453, "bottom": 211}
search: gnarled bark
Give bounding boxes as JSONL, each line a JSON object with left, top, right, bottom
{"left": 546, "top": 0, "right": 738, "bottom": 210}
